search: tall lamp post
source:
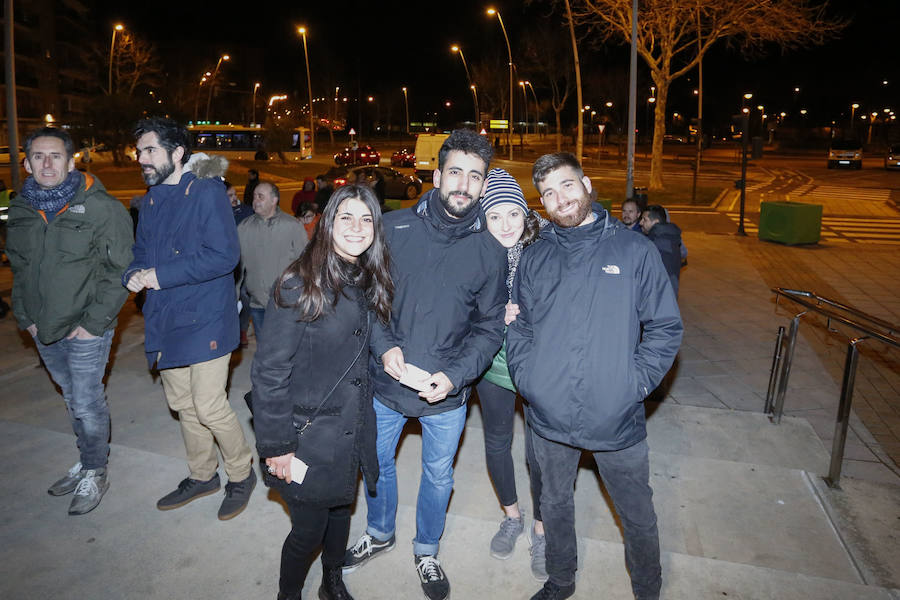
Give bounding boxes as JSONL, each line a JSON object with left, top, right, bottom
{"left": 251, "top": 82, "right": 260, "bottom": 125}
{"left": 298, "top": 27, "right": 315, "bottom": 157}
{"left": 193, "top": 72, "right": 210, "bottom": 123}
{"left": 488, "top": 8, "right": 513, "bottom": 160}
{"left": 451, "top": 45, "right": 478, "bottom": 127}
{"left": 471, "top": 85, "right": 481, "bottom": 131}
{"left": 850, "top": 102, "right": 859, "bottom": 135}
{"left": 402, "top": 87, "right": 410, "bottom": 135}
{"left": 519, "top": 81, "right": 529, "bottom": 135}
{"left": 525, "top": 81, "right": 539, "bottom": 134}
{"left": 108, "top": 23, "right": 124, "bottom": 94}
{"left": 205, "top": 54, "right": 230, "bottom": 122}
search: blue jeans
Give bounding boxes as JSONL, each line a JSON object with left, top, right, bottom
{"left": 365, "top": 397, "right": 467, "bottom": 557}
{"left": 249, "top": 307, "right": 266, "bottom": 340}
{"left": 34, "top": 329, "right": 115, "bottom": 470}
{"left": 531, "top": 434, "right": 660, "bottom": 600}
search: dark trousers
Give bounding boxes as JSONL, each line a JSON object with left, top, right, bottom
{"left": 279, "top": 501, "right": 351, "bottom": 597}
{"left": 531, "top": 434, "right": 660, "bottom": 600}
{"left": 476, "top": 378, "right": 543, "bottom": 520}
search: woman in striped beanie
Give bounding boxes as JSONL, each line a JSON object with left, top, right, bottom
{"left": 476, "top": 167, "right": 549, "bottom": 581}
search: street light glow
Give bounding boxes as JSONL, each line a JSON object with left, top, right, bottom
{"left": 606, "top": 101, "right": 613, "bottom": 108}
{"left": 851, "top": 103, "right": 860, "bottom": 109}
{"left": 114, "top": 23, "right": 124, "bottom": 31}
{"left": 744, "top": 93, "right": 753, "bottom": 100}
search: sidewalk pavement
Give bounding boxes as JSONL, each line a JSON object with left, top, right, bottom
{"left": 0, "top": 227, "right": 898, "bottom": 599}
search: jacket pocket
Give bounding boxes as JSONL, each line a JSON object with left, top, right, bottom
{"left": 55, "top": 223, "right": 93, "bottom": 258}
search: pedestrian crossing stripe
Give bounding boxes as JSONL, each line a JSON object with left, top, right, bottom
{"left": 722, "top": 213, "right": 900, "bottom": 243}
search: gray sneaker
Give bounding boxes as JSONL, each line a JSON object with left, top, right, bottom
{"left": 68, "top": 468, "right": 109, "bottom": 515}
{"left": 529, "top": 523, "right": 548, "bottom": 582}
{"left": 490, "top": 514, "right": 524, "bottom": 559}
{"left": 48, "top": 462, "right": 84, "bottom": 496}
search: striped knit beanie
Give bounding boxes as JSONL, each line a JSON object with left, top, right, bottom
{"left": 481, "top": 168, "right": 528, "bottom": 214}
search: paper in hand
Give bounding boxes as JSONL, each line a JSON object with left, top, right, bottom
{"left": 399, "top": 363, "right": 433, "bottom": 392}
{"left": 290, "top": 456, "right": 308, "bottom": 486}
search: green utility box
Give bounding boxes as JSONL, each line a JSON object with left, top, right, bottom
{"left": 758, "top": 201, "right": 822, "bottom": 245}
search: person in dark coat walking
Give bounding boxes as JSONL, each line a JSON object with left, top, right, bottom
{"left": 640, "top": 204, "right": 684, "bottom": 297}
{"left": 252, "top": 184, "right": 393, "bottom": 600}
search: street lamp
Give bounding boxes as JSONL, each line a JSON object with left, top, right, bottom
{"left": 297, "top": 27, "right": 315, "bottom": 156}
{"left": 251, "top": 82, "right": 260, "bottom": 126}
{"left": 850, "top": 102, "right": 860, "bottom": 133}
{"left": 451, "top": 45, "right": 478, "bottom": 127}
{"left": 401, "top": 87, "right": 410, "bottom": 135}
{"left": 471, "top": 85, "right": 481, "bottom": 131}
{"left": 205, "top": 54, "right": 230, "bottom": 122}
{"left": 519, "top": 81, "right": 529, "bottom": 135}
{"left": 524, "top": 81, "right": 539, "bottom": 133}
{"left": 108, "top": 23, "right": 124, "bottom": 94}
{"left": 488, "top": 7, "right": 513, "bottom": 160}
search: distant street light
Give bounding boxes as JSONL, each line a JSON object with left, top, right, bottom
{"left": 205, "top": 54, "right": 230, "bottom": 122}
{"left": 251, "top": 82, "right": 260, "bottom": 126}
{"left": 471, "top": 85, "right": 481, "bottom": 131}
{"left": 451, "top": 45, "right": 478, "bottom": 127}
{"left": 524, "top": 81, "right": 539, "bottom": 131}
{"left": 108, "top": 23, "right": 124, "bottom": 94}
{"left": 402, "top": 87, "right": 410, "bottom": 135}
{"left": 488, "top": 7, "right": 514, "bottom": 160}
{"left": 850, "top": 102, "right": 860, "bottom": 134}
{"left": 519, "top": 81, "right": 528, "bottom": 134}
{"left": 298, "top": 27, "right": 315, "bottom": 156}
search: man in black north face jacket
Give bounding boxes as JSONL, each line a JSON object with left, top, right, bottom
{"left": 508, "top": 153, "right": 682, "bottom": 600}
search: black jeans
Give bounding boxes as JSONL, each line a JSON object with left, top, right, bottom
{"left": 531, "top": 434, "right": 660, "bottom": 600}
{"left": 279, "top": 501, "right": 351, "bottom": 598}
{"left": 476, "top": 378, "right": 543, "bottom": 521}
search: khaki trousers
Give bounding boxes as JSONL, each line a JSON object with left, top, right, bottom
{"left": 160, "top": 353, "right": 252, "bottom": 482}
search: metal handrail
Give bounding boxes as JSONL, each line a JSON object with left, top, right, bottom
{"left": 766, "top": 288, "right": 899, "bottom": 488}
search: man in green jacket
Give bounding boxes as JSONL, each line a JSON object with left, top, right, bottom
{"left": 6, "top": 127, "right": 133, "bottom": 515}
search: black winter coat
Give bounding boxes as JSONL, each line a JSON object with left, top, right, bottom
{"left": 507, "top": 205, "right": 683, "bottom": 451}
{"left": 251, "top": 276, "right": 377, "bottom": 507}
{"left": 369, "top": 189, "right": 508, "bottom": 417}
{"left": 646, "top": 222, "right": 683, "bottom": 297}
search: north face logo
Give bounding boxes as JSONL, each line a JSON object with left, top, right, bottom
{"left": 602, "top": 264, "right": 620, "bottom": 275}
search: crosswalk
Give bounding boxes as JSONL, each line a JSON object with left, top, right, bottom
{"left": 787, "top": 183, "right": 893, "bottom": 204}
{"left": 724, "top": 212, "right": 900, "bottom": 244}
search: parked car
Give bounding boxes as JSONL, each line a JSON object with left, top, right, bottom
{"left": 334, "top": 144, "right": 380, "bottom": 166}
{"left": 827, "top": 139, "right": 862, "bottom": 169}
{"left": 320, "top": 165, "right": 422, "bottom": 200}
{"left": 391, "top": 148, "right": 415, "bottom": 168}
{"left": 885, "top": 144, "right": 900, "bottom": 170}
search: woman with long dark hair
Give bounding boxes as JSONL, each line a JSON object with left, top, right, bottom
{"left": 252, "top": 184, "right": 393, "bottom": 600}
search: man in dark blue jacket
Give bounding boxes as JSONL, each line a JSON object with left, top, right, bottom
{"left": 125, "top": 118, "right": 255, "bottom": 521}
{"left": 342, "top": 130, "right": 507, "bottom": 600}
{"left": 507, "top": 153, "right": 682, "bottom": 600}
{"left": 640, "top": 204, "right": 683, "bottom": 297}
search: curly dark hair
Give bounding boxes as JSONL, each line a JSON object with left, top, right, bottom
{"left": 438, "top": 129, "right": 493, "bottom": 174}
{"left": 275, "top": 184, "right": 393, "bottom": 324}
{"left": 132, "top": 117, "right": 192, "bottom": 165}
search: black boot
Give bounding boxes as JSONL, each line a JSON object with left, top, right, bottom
{"left": 318, "top": 566, "right": 355, "bottom": 600}
{"left": 277, "top": 593, "right": 300, "bottom": 600}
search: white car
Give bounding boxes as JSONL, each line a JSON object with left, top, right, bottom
{"left": 885, "top": 144, "right": 900, "bottom": 171}
{"left": 827, "top": 139, "right": 862, "bottom": 169}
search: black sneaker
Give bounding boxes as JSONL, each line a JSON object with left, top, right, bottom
{"left": 342, "top": 533, "right": 396, "bottom": 573}
{"left": 217, "top": 469, "right": 256, "bottom": 520}
{"left": 529, "top": 580, "right": 576, "bottom": 600}
{"left": 414, "top": 555, "right": 449, "bottom": 600}
{"left": 157, "top": 474, "right": 221, "bottom": 511}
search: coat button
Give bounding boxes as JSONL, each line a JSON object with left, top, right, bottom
{"left": 344, "top": 431, "right": 352, "bottom": 436}
{"left": 353, "top": 328, "right": 362, "bottom": 336}
{"left": 351, "top": 378, "right": 362, "bottom": 386}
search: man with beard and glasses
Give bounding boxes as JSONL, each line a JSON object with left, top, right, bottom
{"left": 507, "top": 153, "right": 682, "bottom": 600}
{"left": 6, "top": 127, "right": 133, "bottom": 515}
{"left": 124, "top": 117, "right": 256, "bottom": 521}
{"left": 342, "top": 129, "right": 507, "bottom": 600}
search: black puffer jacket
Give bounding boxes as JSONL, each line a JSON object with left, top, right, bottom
{"left": 507, "top": 205, "right": 682, "bottom": 451}
{"left": 646, "top": 221, "right": 683, "bottom": 296}
{"left": 369, "top": 188, "right": 507, "bottom": 417}
{"left": 252, "top": 275, "right": 377, "bottom": 507}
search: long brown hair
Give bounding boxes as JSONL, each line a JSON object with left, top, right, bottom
{"left": 274, "top": 184, "right": 392, "bottom": 323}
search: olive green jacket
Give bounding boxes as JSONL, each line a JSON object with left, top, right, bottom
{"left": 6, "top": 172, "right": 134, "bottom": 345}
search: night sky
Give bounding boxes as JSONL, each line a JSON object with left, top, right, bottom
{"left": 88, "top": 0, "right": 897, "bottom": 134}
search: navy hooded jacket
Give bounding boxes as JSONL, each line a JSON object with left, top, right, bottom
{"left": 369, "top": 188, "right": 507, "bottom": 417}
{"left": 507, "top": 204, "right": 682, "bottom": 451}
{"left": 124, "top": 172, "right": 240, "bottom": 369}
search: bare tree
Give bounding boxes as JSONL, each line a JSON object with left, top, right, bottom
{"left": 574, "top": 0, "right": 846, "bottom": 190}
{"left": 111, "top": 32, "right": 163, "bottom": 96}
{"left": 522, "top": 27, "right": 574, "bottom": 152}
{"left": 471, "top": 54, "right": 511, "bottom": 131}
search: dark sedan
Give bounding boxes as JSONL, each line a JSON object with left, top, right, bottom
{"left": 320, "top": 166, "right": 422, "bottom": 200}
{"left": 391, "top": 148, "right": 415, "bottom": 168}
{"left": 334, "top": 144, "right": 380, "bottom": 166}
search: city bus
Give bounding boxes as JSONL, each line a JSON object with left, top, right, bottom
{"left": 186, "top": 124, "right": 312, "bottom": 161}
